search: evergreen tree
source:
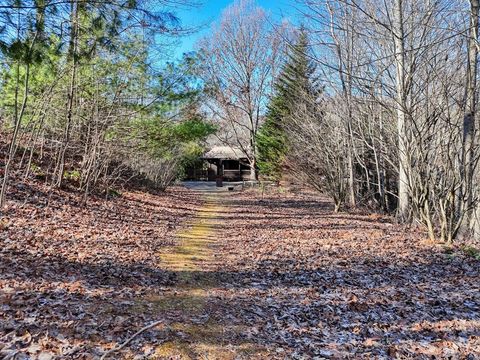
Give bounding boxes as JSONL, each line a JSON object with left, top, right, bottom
{"left": 257, "top": 28, "right": 319, "bottom": 181}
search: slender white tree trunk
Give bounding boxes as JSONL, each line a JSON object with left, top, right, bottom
{"left": 393, "top": 0, "right": 409, "bottom": 221}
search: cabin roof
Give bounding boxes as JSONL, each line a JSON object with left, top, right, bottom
{"left": 202, "top": 146, "right": 247, "bottom": 160}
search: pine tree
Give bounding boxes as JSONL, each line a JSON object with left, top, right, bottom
{"left": 257, "top": 28, "right": 319, "bottom": 181}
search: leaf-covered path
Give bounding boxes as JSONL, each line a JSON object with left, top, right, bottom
{"left": 1, "top": 184, "right": 479, "bottom": 359}
{"left": 153, "top": 187, "right": 480, "bottom": 359}
{"left": 152, "top": 193, "right": 265, "bottom": 358}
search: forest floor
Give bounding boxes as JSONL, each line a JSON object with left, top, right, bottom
{"left": 1, "top": 179, "right": 480, "bottom": 359}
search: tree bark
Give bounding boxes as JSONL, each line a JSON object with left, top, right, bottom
{"left": 462, "top": 0, "right": 480, "bottom": 234}
{"left": 393, "top": 0, "right": 410, "bottom": 221}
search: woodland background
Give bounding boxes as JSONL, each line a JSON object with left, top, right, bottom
{"left": 2, "top": 0, "right": 480, "bottom": 245}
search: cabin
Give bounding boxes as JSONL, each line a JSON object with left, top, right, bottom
{"left": 185, "top": 146, "right": 252, "bottom": 182}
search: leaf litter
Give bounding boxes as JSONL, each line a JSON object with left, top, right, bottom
{"left": 1, "top": 179, "right": 479, "bottom": 359}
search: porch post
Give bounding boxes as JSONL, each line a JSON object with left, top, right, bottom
{"left": 216, "top": 159, "right": 224, "bottom": 187}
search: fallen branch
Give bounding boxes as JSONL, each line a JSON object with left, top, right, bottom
{"left": 100, "top": 320, "right": 163, "bottom": 360}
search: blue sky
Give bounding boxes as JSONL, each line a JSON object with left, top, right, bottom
{"left": 173, "top": 0, "right": 300, "bottom": 60}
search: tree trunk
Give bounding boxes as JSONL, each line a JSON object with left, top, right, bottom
{"left": 55, "top": 0, "right": 78, "bottom": 188}
{"left": 393, "top": 0, "right": 410, "bottom": 221}
{"left": 250, "top": 128, "right": 258, "bottom": 181}
{"left": 327, "top": 2, "right": 356, "bottom": 208}
{"left": 250, "top": 157, "right": 257, "bottom": 181}
{"left": 0, "top": 63, "right": 31, "bottom": 207}
{"left": 347, "top": 137, "right": 355, "bottom": 207}
{"left": 460, "top": 0, "right": 480, "bottom": 234}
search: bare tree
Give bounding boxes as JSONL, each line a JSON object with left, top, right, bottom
{"left": 460, "top": 0, "right": 480, "bottom": 234}
{"left": 391, "top": 0, "right": 410, "bottom": 220}
{"left": 286, "top": 94, "right": 348, "bottom": 212}
{"left": 0, "top": 7, "right": 42, "bottom": 207}
{"left": 325, "top": 0, "right": 357, "bottom": 208}
{"left": 297, "top": 0, "right": 480, "bottom": 241}
{"left": 197, "top": 0, "right": 285, "bottom": 180}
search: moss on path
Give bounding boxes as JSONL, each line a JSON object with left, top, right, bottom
{"left": 151, "top": 193, "right": 265, "bottom": 359}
